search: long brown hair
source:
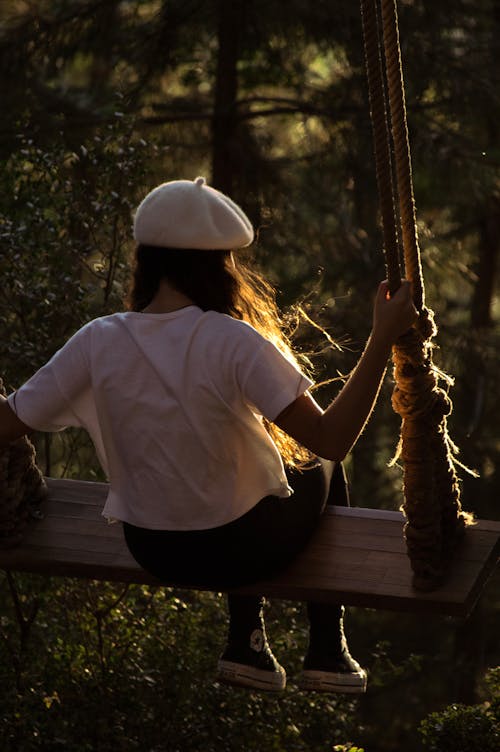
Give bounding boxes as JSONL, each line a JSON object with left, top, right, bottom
{"left": 127, "top": 244, "right": 314, "bottom": 468}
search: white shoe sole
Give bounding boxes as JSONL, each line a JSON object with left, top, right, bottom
{"left": 217, "top": 659, "right": 286, "bottom": 691}
{"left": 300, "top": 668, "right": 367, "bottom": 694}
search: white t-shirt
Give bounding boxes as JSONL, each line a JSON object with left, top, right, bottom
{"left": 8, "top": 306, "right": 313, "bottom": 530}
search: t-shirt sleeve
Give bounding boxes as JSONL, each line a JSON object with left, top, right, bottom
{"left": 7, "top": 324, "right": 92, "bottom": 432}
{"left": 239, "top": 339, "right": 313, "bottom": 422}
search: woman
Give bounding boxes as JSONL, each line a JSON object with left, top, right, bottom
{"left": 0, "top": 176, "right": 417, "bottom": 694}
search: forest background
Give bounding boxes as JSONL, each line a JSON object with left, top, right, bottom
{"left": 0, "top": 1, "right": 499, "bottom": 751}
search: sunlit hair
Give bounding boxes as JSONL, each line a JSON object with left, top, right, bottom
{"left": 126, "top": 244, "right": 315, "bottom": 469}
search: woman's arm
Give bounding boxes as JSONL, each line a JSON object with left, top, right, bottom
{"left": 0, "top": 396, "right": 33, "bottom": 449}
{"left": 275, "top": 280, "right": 417, "bottom": 461}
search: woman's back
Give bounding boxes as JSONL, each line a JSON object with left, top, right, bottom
{"left": 10, "top": 305, "right": 311, "bottom": 529}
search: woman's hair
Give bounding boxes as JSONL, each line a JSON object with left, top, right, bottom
{"left": 126, "top": 244, "right": 315, "bottom": 468}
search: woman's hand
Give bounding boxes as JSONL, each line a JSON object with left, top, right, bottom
{"left": 372, "top": 280, "right": 418, "bottom": 345}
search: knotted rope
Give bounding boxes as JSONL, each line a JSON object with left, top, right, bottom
{"left": 361, "top": 0, "right": 473, "bottom": 590}
{"left": 0, "top": 378, "right": 47, "bottom": 547}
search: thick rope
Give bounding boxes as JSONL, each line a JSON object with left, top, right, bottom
{"left": 0, "top": 378, "right": 47, "bottom": 547}
{"left": 361, "top": 0, "right": 472, "bottom": 590}
{"left": 379, "top": 0, "right": 424, "bottom": 309}
{"left": 360, "top": 0, "right": 402, "bottom": 294}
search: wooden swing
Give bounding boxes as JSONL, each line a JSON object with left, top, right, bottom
{"left": 1, "top": 477, "right": 498, "bottom": 617}
{"left": 1, "top": 0, "right": 499, "bottom": 617}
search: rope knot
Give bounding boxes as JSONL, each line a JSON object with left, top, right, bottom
{"left": 416, "top": 306, "right": 437, "bottom": 341}
{"left": 0, "top": 377, "right": 47, "bottom": 547}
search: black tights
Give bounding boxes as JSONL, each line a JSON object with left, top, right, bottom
{"left": 226, "top": 462, "right": 349, "bottom": 654}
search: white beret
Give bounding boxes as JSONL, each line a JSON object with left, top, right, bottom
{"left": 133, "top": 176, "right": 254, "bottom": 250}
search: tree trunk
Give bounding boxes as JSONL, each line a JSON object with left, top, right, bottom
{"left": 452, "top": 600, "right": 486, "bottom": 704}
{"left": 470, "top": 200, "right": 500, "bottom": 330}
{"left": 211, "top": 0, "right": 245, "bottom": 194}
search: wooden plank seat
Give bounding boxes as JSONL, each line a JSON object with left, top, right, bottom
{"left": 1, "top": 478, "right": 499, "bottom": 617}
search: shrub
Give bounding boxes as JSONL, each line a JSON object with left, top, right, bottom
{"left": 419, "top": 668, "right": 500, "bottom": 752}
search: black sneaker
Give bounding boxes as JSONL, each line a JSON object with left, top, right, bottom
{"left": 299, "top": 648, "right": 367, "bottom": 694}
{"left": 217, "top": 628, "right": 286, "bottom": 691}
